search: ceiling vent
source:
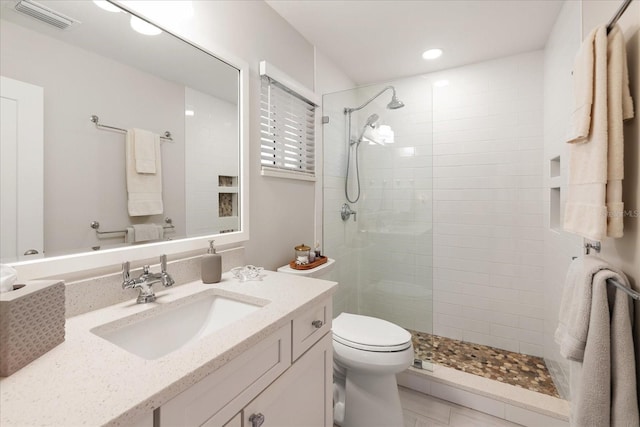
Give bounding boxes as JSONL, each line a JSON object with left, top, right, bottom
{"left": 14, "top": 0, "right": 78, "bottom": 29}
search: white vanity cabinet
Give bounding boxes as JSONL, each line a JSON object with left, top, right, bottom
{"left": 242, "top": 333, "right": 332, "bottom": 427}
{"left": 159, "top": 298, "right": 333, "bottom": 427}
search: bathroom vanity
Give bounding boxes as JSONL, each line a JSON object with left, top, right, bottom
{"left": 0, "top": 271, "right": 336, "bottom": 426}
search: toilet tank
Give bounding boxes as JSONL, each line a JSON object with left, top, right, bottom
{"left": 277, "top": 258, "right": 336, "bottom": 279}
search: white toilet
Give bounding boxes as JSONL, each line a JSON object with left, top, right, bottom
{"left": 332, "top": 313, "right": 413, "bottom": 427}
{"left": 277, "top": 259, "right": 414, "bottom": 427}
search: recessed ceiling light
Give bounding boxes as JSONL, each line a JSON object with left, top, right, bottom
{"left": 130, "top": 16, "right": 162, "bottom": 36}
{"left": 93, "top": 1, "right": 121, "bottom": 13}
{"left": 422, "top": 48, "right": 443, "bottom": 60}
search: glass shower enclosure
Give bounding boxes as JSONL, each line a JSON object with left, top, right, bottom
{"left": 323, "top": 77, "right": 433, "bottom": 369}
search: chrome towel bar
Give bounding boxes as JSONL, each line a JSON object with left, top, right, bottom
{"left": 91, "top": 218, "right": 175, "bottom": 236}
{"left": 90, "top": 115, "right": 173, "bottom": 141}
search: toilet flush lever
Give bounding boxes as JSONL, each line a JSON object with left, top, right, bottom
{"left": 341, "top": 203, "right": 357, "bottom": 222}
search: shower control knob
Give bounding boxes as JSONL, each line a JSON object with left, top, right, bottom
{"left": 341, "top": 203, "right": 357, "bottom": 222}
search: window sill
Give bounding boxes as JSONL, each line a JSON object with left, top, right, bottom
{"left": 261, "top": 168, "right": 316, "bottom": 182}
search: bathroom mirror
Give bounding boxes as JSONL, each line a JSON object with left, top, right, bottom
{"left": 0, "top": 0, "right": 249, "bottom": 279}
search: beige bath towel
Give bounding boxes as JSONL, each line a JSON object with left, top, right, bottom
{"left": 126, "top": 130, "right": 163, "bottom": 216}
{"left": 606, "top": 25, "right": 635, "bottom": 238}
{"left": 556, "top": 256, "right": 639, "bottom": 427}
{"left": 131, "top": 128, "right": 158, "bottom": 174}
{"left": 564, "top": 26, "right": 609, "bottom": 241}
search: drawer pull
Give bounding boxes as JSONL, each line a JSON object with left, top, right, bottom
{"left": 249, "top": 413, "right": 265, "bottom": 427}
{"left": 312, "top": 320, "right": 324, "bottom": 329}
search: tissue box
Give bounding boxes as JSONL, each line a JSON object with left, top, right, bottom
{"left": 0, "top": 280, "right": 65, "bottom": 376}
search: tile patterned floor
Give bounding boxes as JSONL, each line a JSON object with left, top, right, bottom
{"left": 410, "top": 330, "right": 560, "bottom": 398}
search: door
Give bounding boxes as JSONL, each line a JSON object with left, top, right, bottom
{"left": 0, "top": 76, "right": 44, "bottom": 261}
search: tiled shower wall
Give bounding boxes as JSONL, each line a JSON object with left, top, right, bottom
{"left": 430, "top": 51, "right": 547, "bottom": 356}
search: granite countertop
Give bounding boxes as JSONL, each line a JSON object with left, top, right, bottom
{"left": 0, "top": 270, "right": 337, "bottom": 426}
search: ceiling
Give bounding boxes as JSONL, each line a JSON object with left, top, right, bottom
{"left": 266, "top": 0, "right": 564, "bottom": 86}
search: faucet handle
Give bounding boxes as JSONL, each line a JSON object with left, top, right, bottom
{"left": 122, "top": 261, "right": 130, "bottom": 281}
{"left": 160, "top": 254, "right": 168, "bottom": 273}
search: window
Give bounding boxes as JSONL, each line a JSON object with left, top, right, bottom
{"left": 259, "top": 61, "right": 318, "bottom": 181}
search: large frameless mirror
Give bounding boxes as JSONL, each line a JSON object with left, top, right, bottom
{"left": 0, "top": 0, "right": 249, "bottom": 279}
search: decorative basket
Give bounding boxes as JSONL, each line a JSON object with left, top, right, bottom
{"left": 289, "top": 256, "right": 328, "bottom": 271}
{"left": 0, "top": 280, "right": 65, "bottom": 377}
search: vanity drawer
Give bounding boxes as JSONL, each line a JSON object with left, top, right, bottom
{"left": 292, "top": 297, "right": 332, "bottom": 361}
{"left": 159, "top": 323, "right": 291, "bottom": 427}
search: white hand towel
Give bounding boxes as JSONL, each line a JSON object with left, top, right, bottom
{"left": 555, "top": 256, "right": 627, "bottom": 361}
{"left": 559, "top": 256, "right": 639, "bottom": 427}
{"left": 125, "top": 226, "right": 135, "bottom": 244}
{"left": 132, "top": 128, "right": 158, "bottom": 174}
{"left": 126, "top": 130, "right": 163, "bottom": 216}
{"left": 564, "top": 26, "right": 608, "bottom": 241}
{"left": 129, "top": 224, "right": 164, "bottom": 243}
{"left": 606, "top": 25, "right": 635, "bottom": 238}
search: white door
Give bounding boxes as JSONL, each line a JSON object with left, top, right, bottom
{"left": 1, "top": 76, "right": 44, "bottom": 261}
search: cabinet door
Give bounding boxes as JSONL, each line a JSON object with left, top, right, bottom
{"left": 160, "top": 324, "right": 291, "bottom": 427}
{"left": 243, "top": 333, "right": 332, "bottom": 427}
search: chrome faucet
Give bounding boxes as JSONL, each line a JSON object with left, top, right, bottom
{"left": 122, "top": 254, "right": 175, "bottom": 303}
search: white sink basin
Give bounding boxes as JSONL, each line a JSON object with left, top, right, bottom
{"left": 91, "top": 292, "right": 264, "bottom": 360}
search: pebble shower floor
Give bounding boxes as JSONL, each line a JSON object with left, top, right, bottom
{"left": 409, "top": 330, "right": 560, "bottom": 398}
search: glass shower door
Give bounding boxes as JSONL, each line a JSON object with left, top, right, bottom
{"left": 322, "top": 77, "right": 433, "bottom": 369}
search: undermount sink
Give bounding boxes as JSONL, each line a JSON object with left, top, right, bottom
{"left": 91, "top": 292, "right": 265, "bottom": 360}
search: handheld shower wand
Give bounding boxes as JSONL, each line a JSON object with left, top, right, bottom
{"left": 344, "top": 87, "right": 404, "bottom": 203}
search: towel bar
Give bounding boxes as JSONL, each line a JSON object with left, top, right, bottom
{"left": 91, "top": 218, "right": 175, "bottom": 237}
{"left": 607, "top": 278, "right": 640, "bottom": 300}
{"left": 90, "top": 115, "right": 173, "bottom": 141}
{"left": 572, "top": 253, "right": 640, "bottom": 301}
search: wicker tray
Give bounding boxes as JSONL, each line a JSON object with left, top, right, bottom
{"left": 289, "top": 256, "right": 327, "bottom": 270}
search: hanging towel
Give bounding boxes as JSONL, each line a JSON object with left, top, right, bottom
{"left": 125, "top": 224, "right": 164, "bottom": 243}
{"left": 606, "top": 25, "right": 635, "bottom": 238}
{"left": 126, "top": 129, "right": 163, "bottom": 216}
{"left": 564, "top": 26, "right": 609, "bottom": 241}
{"left": 555, "top": 256, "right": 639, "bottom": 427}
{"left": 131, "top": 128, "right": 158, "bottom": 174}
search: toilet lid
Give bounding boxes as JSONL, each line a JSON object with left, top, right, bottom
{"left": 332, "top": 313, "right": 412, "bottom": 352}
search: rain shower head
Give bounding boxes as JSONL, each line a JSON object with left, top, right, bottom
{"left": 387, "top": 94, "right": 405, "bottom": 109}
{"left": 344, "top": 85, "right": 405, "bottom": 114}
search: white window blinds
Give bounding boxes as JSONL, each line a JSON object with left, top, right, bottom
{"left": 260, "top": 67, "right": 317, "bottom": 180}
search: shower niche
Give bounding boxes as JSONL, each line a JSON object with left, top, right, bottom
{"left": 218, "top": 175, "right": 238, "bottom": 234}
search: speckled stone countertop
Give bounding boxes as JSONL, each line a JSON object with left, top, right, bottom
{"left": 0, "top": 271, "right": 337, "bottom": 426}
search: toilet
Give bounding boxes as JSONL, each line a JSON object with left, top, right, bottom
{"left": 277, "top": 259, "right": 414, "bottom": 427}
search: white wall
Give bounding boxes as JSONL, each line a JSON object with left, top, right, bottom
{"left": 0, "top": 21, "right": 186, "bottom": 256}
{"left": 542, "top": 0, "right": 582, "bottom": 398}
{"left": 430, "top": 51, "right": 546, "bottom": 356}
{"left": 185, "top": 87, "right": 239, "bottom": 236}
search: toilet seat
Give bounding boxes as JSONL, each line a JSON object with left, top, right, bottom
{"left": 332, "top": 313, "right": 412, "bottom": 352}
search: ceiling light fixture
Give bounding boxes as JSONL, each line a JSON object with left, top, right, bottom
{"left": 130, "top": 15, "right": 162, "bottom": 36}
{"left": 422, "top": 48, "right": 443, "bottom": 60}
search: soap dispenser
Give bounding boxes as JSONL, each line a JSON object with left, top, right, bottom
{"left": 201, "top": 240, "right": 222, "bottom": 284}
